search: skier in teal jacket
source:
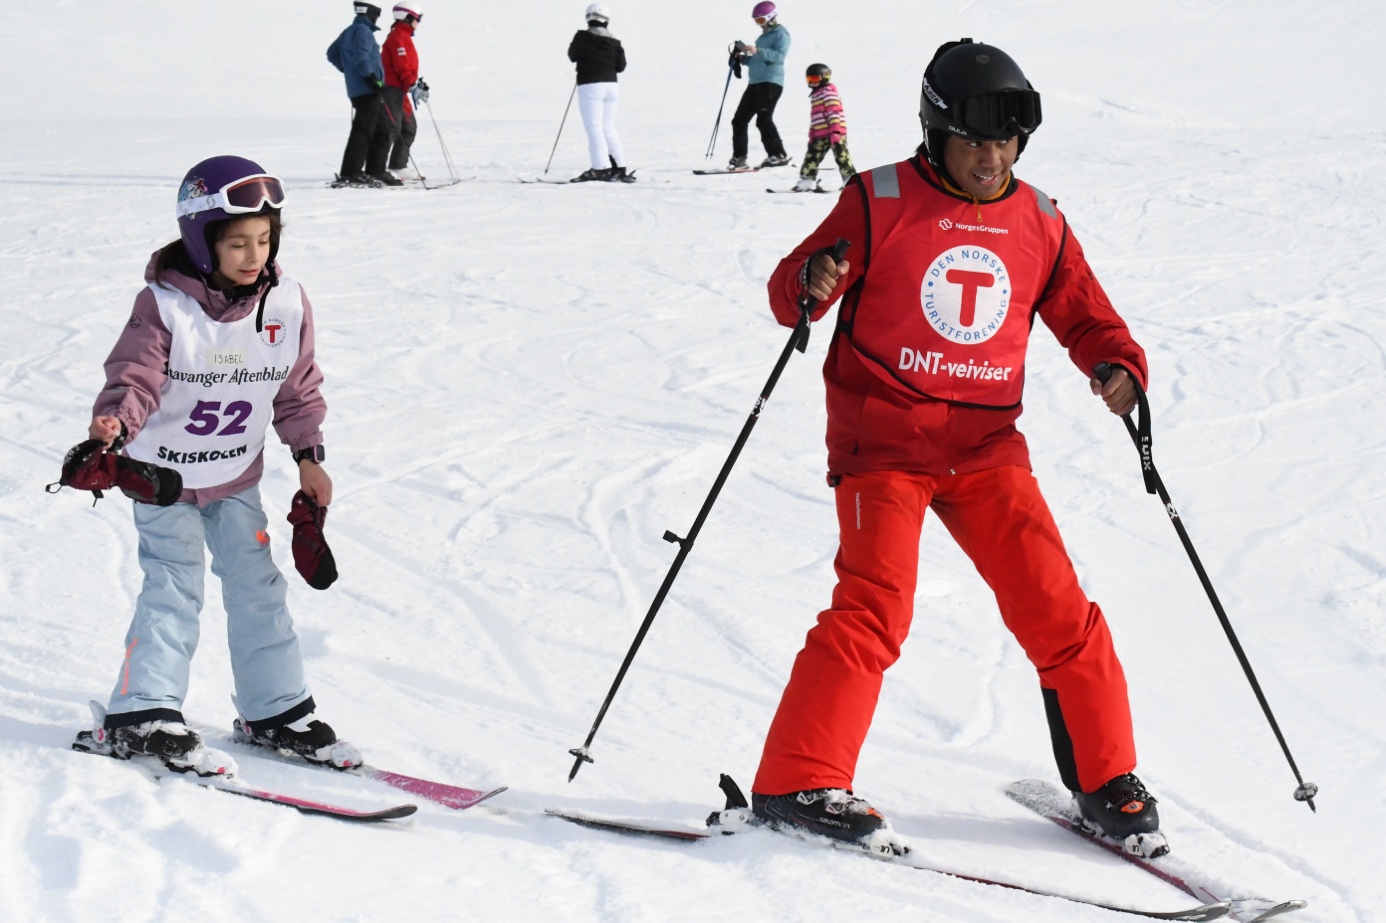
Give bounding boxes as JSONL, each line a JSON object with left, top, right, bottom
{"left": 728, "top": 2, "right": 791, "bottom": 170}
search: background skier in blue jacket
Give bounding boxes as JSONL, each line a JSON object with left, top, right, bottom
{"left": 327, "top": 2, "right": 397, "bottom": 186}
{"left": 728, "top": 1, "right": 791, "bottom": 170}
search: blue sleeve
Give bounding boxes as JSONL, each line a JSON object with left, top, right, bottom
{"left": 326, "top": 34, "right": 345, "bottom": 72}
{"left": 757, "top": 29, "right": 789, "bottom": 65}
{"left": 346, "top": 25, "right": 383, "bottom": 82}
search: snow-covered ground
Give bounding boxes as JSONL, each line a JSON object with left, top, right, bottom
{"left": 2, "top": 1, "right": 1383, "bottom": 920}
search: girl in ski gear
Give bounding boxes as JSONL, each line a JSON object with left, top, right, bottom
{"left": 71, "top": 156, "right": 359, "bottom": 776}
{"left": 750, "top": 40, "right": 1166, "bottom": 857}
{"left": 568, "top": 4, "right": 629, "bottom": 181}
{"left": 381, "top": 2, "right": 423, "bottom": 177}
{"left": 328, "top": 3, "right": 393, "bottom": 186}
{"left": 729, "top": 3, "right": 790, "bottom": 169}
{"left": 794, "top": 63, "right": 854, "bottom": 191}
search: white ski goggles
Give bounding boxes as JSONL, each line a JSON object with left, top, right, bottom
{"left": 177, "top": 174, "right": 287, "bottom": 219}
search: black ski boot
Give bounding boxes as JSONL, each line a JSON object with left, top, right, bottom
{"left": 333, "top": 172, "right": 383, "bottom": 188}
{"left": 751, "top": 788, "right": 904, "bottom": 856}
{"left": 74, "top": 720, "right": 236, "bottom": 777}
{"left": 369, "top": 171, "right": 404, "bottom": 187}
{"left": 759, "top": 153, "right": 792, "bottom": 168}
{"left": 572, "top": 167, "right": 613, "bottom": 182}
{"left": 234, "top": 714, "right": 363, "bottom": 770}
{"left": 727, "top": 155, "right": 749, "bottom": 171}
{"left": 1074, "top": 773, "right": 1169, "bottom": 857}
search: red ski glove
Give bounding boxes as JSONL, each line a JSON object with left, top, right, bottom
{"left": 47, "top": 439, "right": 183, "bottom": 506}
{"left": 287, "top": 490, "right": 338, "bottom": 590}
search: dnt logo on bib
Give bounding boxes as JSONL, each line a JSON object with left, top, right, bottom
{"left": 920, "top": 246, "right": 1011, "bottom": 344}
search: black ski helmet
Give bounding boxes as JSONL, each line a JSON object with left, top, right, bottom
{"left": 919, "top": 38, "right": 1042, "bottom": 173}
{"left": 806, "top": 63, "right": 832, "bottom": 88}
{"left": 354, "top": 2, "right": 383, "bottom": 22}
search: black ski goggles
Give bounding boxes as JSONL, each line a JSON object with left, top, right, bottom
{"left": 954, "top": 88, "right": 1043, "bottom": 139}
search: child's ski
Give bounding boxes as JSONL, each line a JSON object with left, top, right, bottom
{"left": 225, "top": 719, "right": 507, "bottom": 811}
{"left": 74, "top": 747, "right": 416, "bottom": 822}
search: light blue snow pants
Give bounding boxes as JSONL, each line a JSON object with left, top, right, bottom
{"left": 105, "top": 486, "right": 311, "bottom": 725}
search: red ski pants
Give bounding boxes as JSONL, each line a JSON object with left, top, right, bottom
{"left": 753, "top": 466, "right": 1136, "bottom": 796}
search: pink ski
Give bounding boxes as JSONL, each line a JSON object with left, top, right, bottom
{"left": 365, "top": 769, "right": 506, "bottom": 810}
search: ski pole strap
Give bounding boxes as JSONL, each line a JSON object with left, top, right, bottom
{"left": 795, "top": 238, "right": 851, "bottom": 352}
{"left": 1094, "top": 362, "right": 1157, "bottom": 495}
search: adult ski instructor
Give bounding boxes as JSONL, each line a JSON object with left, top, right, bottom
{"left": 748, "top": 39, "right": 1168, "bottom": 859}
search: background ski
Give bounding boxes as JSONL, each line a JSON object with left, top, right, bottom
{"left": 766, "top": 186, "right": 830, "bottom": 194}
{"left": 75, "top": 748, "right": 417, "bottom": 822}
{"left": 1006, "top": 780, "right": 1307, "bottom": 923}
{"left": 221, "top": 721, "right": 507, "bottom": 810}
{"left": 517, "top": 173, "right": 637, "bottom": 185}
{"left": 545, "top": 807, "right": 1231, "bottom": 921}
{"left": 692, "top": 167, "right": 761, "bottom": 175}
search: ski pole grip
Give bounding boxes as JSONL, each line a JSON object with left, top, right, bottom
{"left": 1094, "top": 362, "right": 1158, "bottom": 495}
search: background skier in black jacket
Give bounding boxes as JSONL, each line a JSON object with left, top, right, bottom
{"left": 567, "top": 3, "right": 630, "bottom": 182}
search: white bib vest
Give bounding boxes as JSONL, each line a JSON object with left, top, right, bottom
{"left": 125, "top": 279, "right": 303, "bottom": 489}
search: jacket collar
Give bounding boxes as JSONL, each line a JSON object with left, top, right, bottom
{"left": 144, "top": 252, "right": 276, "bottom": 323}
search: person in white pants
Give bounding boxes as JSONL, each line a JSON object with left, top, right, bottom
{"left": 578, "top": 82, "right": 624, "bottom": 176}
{"left": 567, "top": 3, "right": 630, "bottom": 181}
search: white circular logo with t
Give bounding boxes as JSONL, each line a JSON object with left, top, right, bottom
{"left": 919, "top": 246, "right": 1011, "bottom": 344}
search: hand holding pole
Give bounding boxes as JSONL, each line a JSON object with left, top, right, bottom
{"left": 1093, "top": 362, "right": 1318, "bottom": 812}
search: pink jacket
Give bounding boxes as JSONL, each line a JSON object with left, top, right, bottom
{"left": 93, "top": 253, "right": 327, "bottom": 508}
{"left": 809, "top": 82, "right": 847, "bottom": 142}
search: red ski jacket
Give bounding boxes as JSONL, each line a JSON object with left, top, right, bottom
{"left": 382, "top": 22, "right": 419, "bottom": 91}
{"left": 768, "top": 156, "right": 1148, "bottom": 480}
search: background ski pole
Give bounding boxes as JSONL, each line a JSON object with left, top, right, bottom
{"left": 705, "top": 57, "right": 736, "bottom": 160}
{"left": 1094, "top": 362, "right": 1319, "bottom": 812}
{"left": 544, "top": 84, "right": 578, "bottom": 177}
{"left": 568, "top": 239, "right": 852, "bottom": 782}
{"left": 423, "top": 99, "right": 461, "bottom": 184}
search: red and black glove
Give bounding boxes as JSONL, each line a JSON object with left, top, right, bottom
{"left": 47, "top": 439, "right": 183, "bottom": 506}
{"left": 287, "top": 490, "right": 338, "bottom": 590}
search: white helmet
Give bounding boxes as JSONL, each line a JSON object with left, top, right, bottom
{"left": 392, "top": 2, "right": 423, "bottom": 23}
{"left": 585, "top": 3, "right": 610, "bottom": 24}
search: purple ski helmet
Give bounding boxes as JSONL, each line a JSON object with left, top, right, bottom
{"left": 175, "top": 155, "right": 286, "bottom": 275}
{"left": 751, "top": 1, "right": 777, "bottom": 22}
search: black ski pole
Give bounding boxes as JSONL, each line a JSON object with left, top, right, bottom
{"left": 544, "top": 84, "right": 578, "bottom": 177}
{"left": 568, "top": 239, "right": 852, "bottom": 782}
{"left": 705, "top": 56, "right": 737, "bottom": 160}
{"left": 1094, "top": 362, "right": 1318, "bottom": 812}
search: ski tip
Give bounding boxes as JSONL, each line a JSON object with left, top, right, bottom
{"left": 371, "top": 803, "right": 419, "bottom": 821}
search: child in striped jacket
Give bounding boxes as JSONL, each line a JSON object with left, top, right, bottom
{"left": 794, "top": 63, "right": 855, "bottom": 192}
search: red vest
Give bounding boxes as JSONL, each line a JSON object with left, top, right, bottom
{"left": 839, "top": 159, "right": 1067, "bottom": 409}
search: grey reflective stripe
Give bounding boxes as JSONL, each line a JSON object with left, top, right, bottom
{"left": 870, "top": 164, "right": 900, "bottom": 199}
{"left": 1031, "top": 184, "right": 1058, "bottom": 219}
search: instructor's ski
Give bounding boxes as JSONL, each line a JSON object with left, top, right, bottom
{"left": 545, "top": 807, "right": 1232, "bottom": 921}
{"left": 1006, "top": 780, "right": 1307, "bottom": 923}
{"left": 693, "top": 167, "right": 761, "bottom": 175}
